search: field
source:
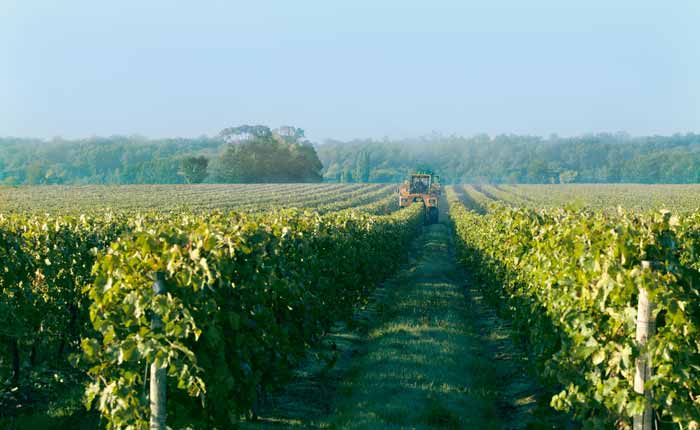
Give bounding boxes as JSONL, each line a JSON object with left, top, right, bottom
{"left": 0, "top": 183, "right": 398, "bottom": 214}
{"left": 447, "top": 184, "right": 700, "bottom": 429}
{"left": 1, "top": 183, "right": 699, "bottom": 430}
{"left": 452, "top": 183, "right": 700, "bottom": 212}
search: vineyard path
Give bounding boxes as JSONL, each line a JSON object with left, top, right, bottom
{"left": 245, "top": 202, "right": 543, "bottom": 430}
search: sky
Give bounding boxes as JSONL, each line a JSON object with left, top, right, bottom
{"left": 1, "top": 0, "right": 698, "bottom": 141}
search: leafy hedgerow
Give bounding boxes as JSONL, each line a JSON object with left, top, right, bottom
{"left": 446, "top": 190, "right": 700, "bottom": 429}
{"left": 0, "top": 213, "right": 130, "bottom": 391}
{"left": 0, "top": 184, "right": 412, "bottom": 427}
{"left": 81, "top": 205, "right": 422, "bottom": 429}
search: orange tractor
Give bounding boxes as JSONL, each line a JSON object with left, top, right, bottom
{"left": 399, "top": 172, "right": 441, "bottom": 224}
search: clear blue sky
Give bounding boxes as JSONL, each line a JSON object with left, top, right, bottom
{"left": 2, "top": 1, "right": 698, "bottom": 141}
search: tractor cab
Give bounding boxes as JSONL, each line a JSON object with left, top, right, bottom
{"left": 409, "top": 174, "right": 432, "bottom": 194}
{"left": 399, "top": 171, "right": 441, "bottom": 224}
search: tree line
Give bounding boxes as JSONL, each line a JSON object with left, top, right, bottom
{"left": 317, "top": 132, "right": 700, "bottom": 183}
{"left": 2, "top": 131, "right": 700, "bottom": 185}
{"left": 0, "top": 126, "right": 322, "bottom": 185}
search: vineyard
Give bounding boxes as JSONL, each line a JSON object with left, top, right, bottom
{"left": 0, "top": 184, "right": 398, "bottom": 214}
{"left": 490, "top": 184, "right": 700, "bottom": 212}
{"left": 0, "top": 184, "right": 415, "bottom": 428}
{"left": 1, "top": 183, "right": 700, "bottom": 429}
{"left": 447, "top": 185, "right": 700, "bottom": 429}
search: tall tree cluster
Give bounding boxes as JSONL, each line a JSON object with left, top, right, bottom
{"left": 214, "top": 126, "right": 322, "bottom": 183}
{"left": 179, "top": 156, "right": 209, "bottom": 184}
{"left": 354, "top": 151, "right": 371, "bottom": 183}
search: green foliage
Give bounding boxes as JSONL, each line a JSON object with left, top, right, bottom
{"left": 0, "top": 184, "right": 410, "bottom": 423}
{"left": 494, "top": 184, "right": 700, "bottom": 213}
{"left": 81, "top": 205, "right": 422, "bottom": 429}
{"left": 216, "top": 129, "right": 322, "bottom": 183}
{"left": 0, "top": 184, "right": 404, "bottom": 425}
{"left": 0, "top": 125, "right": 322, "bottom": 185}
{"left": 179, "top": 156, "right": 209, "bottom": 184}
{"left": 0, "top": 184, "right": 399, "bottom": 215}
{"left": 526, "top": 159, "right": 548, "bottom": 182}
{"left": 0, "top": 213, "right": 131, "bottom": 423}
{"left": 354, "top": 151, "right": 370, "bottom": 183}
{"left": 341, "top": 168, "right": 354, "bottom": 183}
{"left": 317, "top": 133, "right": 700, "bottom": 183}
{"left": 0, "top": 136, "right": 221, "bottom": 185}
{"left": 0, "top": 224, "right": 32, "bottom": 387}
{"left": 7, "top": 132, "right": 700, "bottom": 185}
{"left": 447, "top": 189, "right": 700, "bottom": 428}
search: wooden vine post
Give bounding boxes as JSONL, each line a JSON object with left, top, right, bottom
{"left": 634, "top": 261, "right": 656, "bottom": 430}
{"left": 150, "top": 272, "right": 167, "bottom": 430}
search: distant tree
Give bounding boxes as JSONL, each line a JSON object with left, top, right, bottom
{"left": 526, "top": 159, "right": 548, "bottom": 183}
{"left": 216, "top": 125, "right": 322, "bottom": 183}
{"left": 324, "top": 162, "right": 342, "bottom": 182}
{"left": 26, "top": 161, "right": 46, "bottom": 185}
{"left": 288, "top": 143, "right": 323, "bottom": 181}
{"left": 217, "top": 144, "right": 254, "bottom": 183}
{"left": 341, "top": 168, "right": 354, "bottom": 183}
{"left": 354, "top": 151, "right": 370, "bottom": 183}
{"left": 180, "top": 156, "right": 209, "bottom": 184}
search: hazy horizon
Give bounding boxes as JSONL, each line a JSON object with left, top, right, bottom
{"left": 3, "top": 130, "right": 699, "bottom": 145}
{"left": 3, "top": 1, "right": 698, "bottom": 142}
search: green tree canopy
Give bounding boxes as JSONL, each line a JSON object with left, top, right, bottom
{"left": 354, "top": 151, "right": 370, "bottom": 183}
{"left": 316, "top": 133, "right": 700, "bottom": 184}
{"left": 3, "top": 132, "right": 700, "bottom": 185}
{"left": 215, "top": 126, "right": 322, "bottom": 183}
{"left": 179, "top": 156, "right": 209, "bottom": 184}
